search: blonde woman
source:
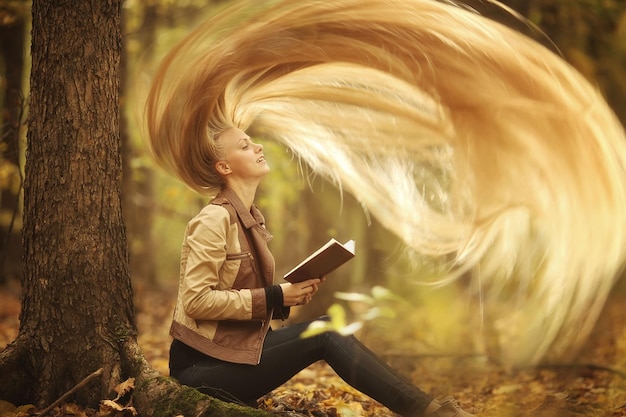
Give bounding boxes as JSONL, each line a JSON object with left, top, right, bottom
{"left": 145, "top": 0, "right": 626, "bottom": 414}
{"left": 163, "top": 126, "right": 474, "bottom": 416}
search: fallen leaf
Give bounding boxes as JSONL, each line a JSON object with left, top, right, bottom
{"left": 492, "top": 384, "right": 522, "bottom": 395}
{"left": 0, "top": 401, "right": 15, "bottom": 412}
{"left": 114, "top": 377, "right": 136, "bottom": 400}
{"left": 100, "top": 399, "right": 137, "bottom": 417}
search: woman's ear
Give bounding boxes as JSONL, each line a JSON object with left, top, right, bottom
{"left": 215, "top": 161, "right": 231, "bottom": 175}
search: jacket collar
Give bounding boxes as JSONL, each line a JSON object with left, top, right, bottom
{"left": 219, "top": 187, "right": 265, "bottom": 230}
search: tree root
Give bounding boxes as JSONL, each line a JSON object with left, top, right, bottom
{"left": 3, "top": 335, "right": 299, "bottom": 416}
{"left": 119, "top": 338, "right": 277, "bottom": 416}
{"left": 37, "top": 368, "right": 104, "bottom": 416}
{"left": 0, "top": 335, "right": 31, "bottom": 404}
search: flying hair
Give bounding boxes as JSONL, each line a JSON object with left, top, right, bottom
{"left": 144, "top": 0, "right": 626, "bottom": 366}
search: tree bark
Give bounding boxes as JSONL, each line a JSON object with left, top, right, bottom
{"left": 0, "top": 1, "right": 284, "bottom": 414}
{"left": 11, "top": 0, "right": 133, "bottom": 407}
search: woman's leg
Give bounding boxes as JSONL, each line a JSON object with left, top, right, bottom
{"left": 274, "top": 320, "right": 434, "bottom": 416}
{"left": 172, "top": 318, "right": 433, "bottom": 415}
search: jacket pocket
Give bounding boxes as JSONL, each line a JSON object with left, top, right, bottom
{"left": 226, "top": 251, "right": 253, "bottom": 261}
{"left": 226, "top": 251, "right": 258, "bottom": 275}
{"left": 222, "top": 251, "right": 259, "bottom": 290}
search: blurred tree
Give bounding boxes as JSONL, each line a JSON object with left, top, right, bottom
{"left": 491, "top": 0, "right": 626, "bottom": 123}
{"left": 121, "top": 1, "right": 159, "bottom": 285}
{"left": 0, "top": 0, "right": 29, "bottom": 284}
{"left": 121, "top": 0, "right": 231, "bottom": 287}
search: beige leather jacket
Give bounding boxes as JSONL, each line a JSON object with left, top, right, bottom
{"left": 170, "top": 188, "right": 286, "bottom": 365}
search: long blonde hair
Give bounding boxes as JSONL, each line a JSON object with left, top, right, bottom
{"left": 145, "top": 0, "right": 626, "bottom": 366}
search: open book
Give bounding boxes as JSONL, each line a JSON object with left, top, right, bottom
{"left": 284, "top": 238, "right": 355, "bottom": 283}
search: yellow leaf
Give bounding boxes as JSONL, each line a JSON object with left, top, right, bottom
{"left": 101, "top": 400, "right": 125, "bottom": 412}
{"left": 334, "top": 291, "right": 374, "bottom": 304}
{"left": 300, "top": 319, "right": 333, "bottom": 338}
{"left": 327, "top": 303, "right": 347, "bottom": 329}
{"left": 0, "top": 401, "right": 15, "bottom": 412}
{"left": 337, "top": 401, "right": 364, "bottom": 417}
{"left": 337, "top": 321, "right": 363, "bottom": 336}
{"left": 100, "top": 400, "right": 138, "bottom": 417}
{"left": 0, "top": 400, "right": 16, "bottom": 417}
{"left": 15, "top": 405, "right": 35, "bottom": 413}
{"left": 114, "top": 377, "right": 136, "bottom": 399}
{"left": 492, "top": 384, "right": 522, "bottom": 395}
{"left": 371, "top": 286, "right": 395, "bottom": 300}
{"left": 14, "top": 404, "right": 36, "bottom": 417}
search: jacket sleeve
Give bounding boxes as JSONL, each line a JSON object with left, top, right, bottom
{"left": 180, "top": 205, "right": 267, "bottom": 321}
{"left": 272, "top": 305, "right": 291, "bottom": 320}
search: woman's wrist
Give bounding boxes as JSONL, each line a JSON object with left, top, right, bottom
{"left": 264, "top": 284, "right": 284, "bottom": 311}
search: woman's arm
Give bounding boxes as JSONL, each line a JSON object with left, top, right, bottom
{"left": 181, "top": 205, "right": 266, "bottom": 321}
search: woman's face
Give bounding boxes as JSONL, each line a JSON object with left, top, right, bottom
{"left": 216, "top": 127, "right": 270, "bottom": 182}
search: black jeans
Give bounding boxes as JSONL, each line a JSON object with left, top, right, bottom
{"left": 170, "top": 318, "right": 433, "bottom": 416}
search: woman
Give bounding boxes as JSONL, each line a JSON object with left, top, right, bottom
{"left": 166, "top": 126, "right": 475, "bottom": 417}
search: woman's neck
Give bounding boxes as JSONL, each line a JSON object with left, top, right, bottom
{"left": 225, "top": 181, "right": 258, "bottom": 210}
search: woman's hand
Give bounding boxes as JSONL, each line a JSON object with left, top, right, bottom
{"left": 280, "top": 278, "right": 324, "bottom": 306}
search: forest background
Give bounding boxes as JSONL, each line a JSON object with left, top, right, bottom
{"left": 1, "top": 0, "right": 626, "bottom": 416}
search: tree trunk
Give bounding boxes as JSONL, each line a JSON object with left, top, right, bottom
{"left": 0, "top": 1, "right": 284, "bottom": 414}
{"left": 10, "top": 0, "right": 134, "bottom": 406}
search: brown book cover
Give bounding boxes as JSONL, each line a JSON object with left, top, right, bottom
{"left": 284, "top": 239, "right": 355, "bottom": 283}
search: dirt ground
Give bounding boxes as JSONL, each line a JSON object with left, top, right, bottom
{"left": 1, "top": 280, "right": 625, "bottom": 417}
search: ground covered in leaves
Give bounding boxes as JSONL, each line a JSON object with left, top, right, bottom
{"left": 1, "top": 280, "right": 626, "bottom": 417}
